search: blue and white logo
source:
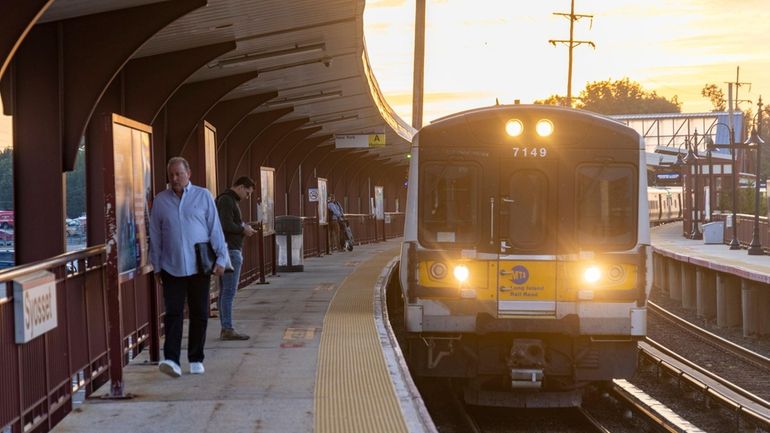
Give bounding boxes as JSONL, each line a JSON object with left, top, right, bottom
{"left": 512, "top": 265, "right": 529, "bottom": 285}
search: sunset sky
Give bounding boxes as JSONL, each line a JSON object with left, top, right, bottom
{"left": 363, "top": 0, "right": 770, "bottom": 125}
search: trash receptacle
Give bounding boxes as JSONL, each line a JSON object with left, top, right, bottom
{"left": 702, "top": 221, "right": 724, "bottom": 244}
{"left": 275, "top": 215, "right": 304, "bottom": 272}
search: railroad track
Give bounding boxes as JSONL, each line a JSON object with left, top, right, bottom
{"left": 643, "top": 301, "right": 770, "bottom": 430}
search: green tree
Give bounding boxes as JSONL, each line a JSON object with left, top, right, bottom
{"left": 534, "top": 78, "right": 681, "bottom": 115}
{"left": 533, "top": 94, "right": 570, "bottom": 106}
{"left": 0, "top": 148, "right": 12, "bottom": 210}
{"left": 576, "top": 78, "right": 681, "bottom": 114}
{"left": 701, "top": 83, "right": 726, "bottom": 111}
{"left": 65, "top": 146, "right": 86, "bottom": 218}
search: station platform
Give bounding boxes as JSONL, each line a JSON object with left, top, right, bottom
{"left": 650, "top": 221, "right": 770, "bottom": 336}
{"left": 651, "top": 222, "right": 770, "bottom": 283}
{"left": 50, "top": 239, "right": 436, "bottom": 433}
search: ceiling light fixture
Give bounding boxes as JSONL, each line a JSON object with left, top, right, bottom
{"left": 307, "top": 114, "right": 359, "bottom": 126}
{"left": 210, "top": 42, "right": 326, "bottom": 68}
{"left": 265, "top": 90, "right": 343, "bottom": 107}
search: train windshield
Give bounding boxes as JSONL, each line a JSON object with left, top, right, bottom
{"left": 419, "top": 162, "right": 480, "bottom": 244}
{"left": 576, "top": 164, "right": 637, "bottom": 249}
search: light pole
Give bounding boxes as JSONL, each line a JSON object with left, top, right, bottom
{"left": 684, "top": 136, "right": 702, "bottom": 240}
{"left": 728, "top": 121, "right": 740, "bottom": 250}
{"left": 747, "top": 97, "right": 765, "bottom": 255}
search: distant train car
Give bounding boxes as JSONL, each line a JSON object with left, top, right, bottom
{"left": 647, "top": 186, "right": 682, "bottom": 225}
{"left": 399, "top": 105, "right": 651, "bottom": 407}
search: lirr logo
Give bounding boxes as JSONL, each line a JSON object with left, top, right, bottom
{"left": 512, "top": 265, "right": 529, "bottom": 284}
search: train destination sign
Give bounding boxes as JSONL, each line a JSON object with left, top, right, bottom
{"left": 334, "top": 134, "right": 386, "bottom": 148}
{"left": 13, "top": 270, "right": 58, "bottom": 344}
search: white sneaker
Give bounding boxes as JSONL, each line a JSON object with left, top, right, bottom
{"left": 158, "top": 360, "right": 181, "bottom": 378}
{"left": 190, "top": 362, "right": 205, "bottom": 375}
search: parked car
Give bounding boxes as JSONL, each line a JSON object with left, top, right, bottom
{"left": 0, "top": 210, "right": 13, "bottom": 229}
{"left": 65, "top": 218, "right": 79, "bottom": 236}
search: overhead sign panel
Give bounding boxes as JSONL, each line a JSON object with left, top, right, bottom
{"left": 335, "top": 134, "right": 386, "bottom": 148}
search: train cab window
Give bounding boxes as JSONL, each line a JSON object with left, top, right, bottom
{"left": 419, "top": 163, "right": 480, "bottom": 245}
{"left": 504, "top": 170, "right": 548, "bottom": 249}
{"left": 576, "top": 165, "right": 636, "bottom": 249}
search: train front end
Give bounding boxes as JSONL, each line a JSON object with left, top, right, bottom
{"left": 399, "top": 105, "right": 651, "bottom": 407}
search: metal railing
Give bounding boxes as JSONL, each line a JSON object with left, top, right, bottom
{"left": 0, "top": 246, "right": 112, "bottom": 433}
{"left": 0, "top": 213, "right": 404, "bottom": 433}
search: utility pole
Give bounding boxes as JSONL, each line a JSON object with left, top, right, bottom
{"left": 726, "top": 66, "right": 751, "bottom": 172}
{"left": 730, "top": 66, "right": 752, "bottom": 111}
{"left": 412, "top": 0, "right": 426, "bottom": 130}
{"left": 549, "top": 0, "right": 594, "bottom": 108}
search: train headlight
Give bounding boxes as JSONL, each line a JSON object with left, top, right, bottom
{"left": 536, "top": 119, "right": 554, "bottom": 137}
{"left": 429, "top": 262, "right": 448, "bottom": 280}
{"left": 583, "top": 266, "right": 601, "bottom": 284}
{"left": 505, "top": 119, "right": 524, "bottom": 137}
{"left": 453, "top": 265, "right": 470, "bottom": 283}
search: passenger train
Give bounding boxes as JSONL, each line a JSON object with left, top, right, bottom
{"left": 399, "top": 105, "right": 653, "bottom": 407}
{"left": 647, "top": 186, "right": 682, "bottom": 225}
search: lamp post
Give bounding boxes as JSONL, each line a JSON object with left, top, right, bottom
{"left": 728, "top": 121, "right": 740, "bottom": 250}
{"left": 747, "top": 97, "right": 765, "bottom": 255}
{"left": 683, "top": 136, "right": 702, "bottom": 240}
{"left": 705, "top": 137, "right": 715, "bottom": 221}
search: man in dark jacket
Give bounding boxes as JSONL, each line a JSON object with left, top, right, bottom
{"left": 216, "top": 176, "right": 257, "bottom": 340}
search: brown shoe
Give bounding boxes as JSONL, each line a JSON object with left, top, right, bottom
{"left": 220, "top": 328, "right": 250, "bottom": 340}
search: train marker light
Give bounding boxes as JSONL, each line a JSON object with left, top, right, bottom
{"left": 429, "top": 262, "right": 448, "bottom": 280}
{"left": 505, "top": 119, "right": 524, "bottom": 137}
{"left": 536, "top": 119, "right": 554, "bottom": 137}
{"left": 583, "top": 266, "right": 601, "bottom": 284}
{"left": 453, "top": 265, "right": 470, "bottom": 283}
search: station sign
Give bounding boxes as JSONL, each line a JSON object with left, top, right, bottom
{"left": 334, "top": 134, "right": 386, "bottom": 148}
{"left": 656, "top": 173, "right": 680, "bottom": 180}
{"left": 14, "top": 270, "right": 58, "bottom": 344}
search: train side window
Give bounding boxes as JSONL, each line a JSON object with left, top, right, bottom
{"left": 576, "top": 164, "right": 636, "bottom": 249}
{"left": 505, "top": 170, "right": 548, "bottom": 249}
{"left": 419, "top": 162, "right": 480, "bottom": 244}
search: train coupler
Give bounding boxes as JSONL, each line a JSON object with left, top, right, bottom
{"left": 507, "top": 338, "right": 546, "bottom": 389}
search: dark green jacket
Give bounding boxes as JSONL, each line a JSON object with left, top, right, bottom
{"left": 216, "top": 189, "right": 246, "bottom": 250}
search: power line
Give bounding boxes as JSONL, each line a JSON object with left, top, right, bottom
{"left": 549, "top": 0, "right": 595, "bottom": 108}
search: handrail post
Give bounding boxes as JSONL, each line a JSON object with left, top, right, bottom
{"left": 256, "top": 224, "right": 268, "bottom": 284}
{"left": 149, "top": 275, "right": 161, "bottom": 362}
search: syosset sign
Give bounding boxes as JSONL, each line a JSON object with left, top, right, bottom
{"left": 13, "top": 270, "right": 57, "bottom": 344}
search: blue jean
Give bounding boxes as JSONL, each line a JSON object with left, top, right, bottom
{"left": 218, "top": 249, "right": 243, "bottom": 330}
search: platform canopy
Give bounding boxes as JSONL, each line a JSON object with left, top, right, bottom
{"left": 36, "top": 0, "right": 415, "bottom": 164}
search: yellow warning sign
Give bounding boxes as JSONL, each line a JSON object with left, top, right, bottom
{"left": 368, "top": 134, "right": 386, "bottom": 147}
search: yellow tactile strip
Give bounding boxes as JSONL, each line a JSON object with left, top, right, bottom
{"left": 315, "top": 246, "right": 409, "bottom": 433}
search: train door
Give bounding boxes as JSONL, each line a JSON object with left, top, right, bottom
{"left": 495, "top": 152, "right": 558, "bottom": 317}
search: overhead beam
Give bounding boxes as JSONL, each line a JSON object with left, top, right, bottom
{"left": 207, "top": 92, "right": 278, "bottom": 147}
{"left": 162, "top": 70, "right": 259, "bottom": 158}
{"left": 224, "top": 108, "right": 292, "bottom": 185}
{"left": 60, "top": 0, "right": 207, "bottom": 171}
{"left": 0, "top": 0, "right": 52, "bottom": 81}
{"left": 123, "top": 41, "right": 236, "bottom": 125}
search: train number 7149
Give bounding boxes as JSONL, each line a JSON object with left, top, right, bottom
{"left": 512, "top": 147, "right": 548, "bottom": 158}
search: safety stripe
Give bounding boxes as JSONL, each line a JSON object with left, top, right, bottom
{"left": 315, "top": 246, "right": 409, "bottom": 433}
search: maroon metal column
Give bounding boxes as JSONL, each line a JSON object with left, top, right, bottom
{"left": 8, "top": 24, "right": 64, "bottom": 263}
